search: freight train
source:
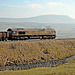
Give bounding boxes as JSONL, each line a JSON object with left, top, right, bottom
{"left": 0, "top": 28, "right": 56, "bottom": 41}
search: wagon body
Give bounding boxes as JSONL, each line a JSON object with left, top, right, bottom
{"left": 0, "top": 32, "right": 9, "bottom": 41}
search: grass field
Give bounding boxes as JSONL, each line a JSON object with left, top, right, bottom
{"left": 0, "top": 60, "right": 75, "bottom": 75}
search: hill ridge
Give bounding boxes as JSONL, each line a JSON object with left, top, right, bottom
{"left": 0, "top": 15, "right": 75, "bottom": 23}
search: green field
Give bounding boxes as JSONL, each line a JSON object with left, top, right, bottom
{"left": 0, "top": 60, "right": 75, "bottom": 75}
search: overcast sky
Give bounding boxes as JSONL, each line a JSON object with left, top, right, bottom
{"left": 0, "top": 0, "right": 75, "bottom": 19}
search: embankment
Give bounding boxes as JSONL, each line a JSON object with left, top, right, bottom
{"left": 0, "top": 39, "right": 75, "bottom": 70}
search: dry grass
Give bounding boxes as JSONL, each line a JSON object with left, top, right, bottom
{"left": 0, "top": 39, "right": 75, "bottom": 65}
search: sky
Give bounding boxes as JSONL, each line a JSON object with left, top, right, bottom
{"left": 0, "top": 0, "right": 75, "bottom": 19}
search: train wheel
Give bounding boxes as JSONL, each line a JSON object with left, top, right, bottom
{"left": 28, "top": 36, "right": 30, "bottom": 39}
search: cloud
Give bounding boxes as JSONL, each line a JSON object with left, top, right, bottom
{"left": 24, "top": 1, "right": 29, "bottom": 3}
{"left": 48, "top": 2, "right": 63, "bottom": 7}
{"left": 28, "top": 4, "right": 42, "bottom": 8}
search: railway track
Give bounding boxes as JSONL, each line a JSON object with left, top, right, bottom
{"left": 0, "top": 38, "right": 75, "bottom": 42}
{"left": 56, "top": 38, "right": 75, "bottom": 40}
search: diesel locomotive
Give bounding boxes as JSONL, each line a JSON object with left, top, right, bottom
{"left": 0, "top": 28, "right": 56, "bottom": 41}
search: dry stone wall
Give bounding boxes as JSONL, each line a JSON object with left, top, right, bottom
{"left": 0, "top": 55, "right": 75, "bottom": 71}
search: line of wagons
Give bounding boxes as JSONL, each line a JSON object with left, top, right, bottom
{"left": 0, "top": 28, "right": 56, "bottom": 41}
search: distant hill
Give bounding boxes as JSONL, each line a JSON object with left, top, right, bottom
{"left": 0, "top": 15, "right": 75, "bottom": 23}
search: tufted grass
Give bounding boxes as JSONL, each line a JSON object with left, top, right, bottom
{"left": 0, "top": 40, "right": 75, "bottom": 65}
{"left": 0, "top": 39, "right": 75, "bottom": 65}
{"left": 0, "top": 60, "right": 75, "bottom": 75}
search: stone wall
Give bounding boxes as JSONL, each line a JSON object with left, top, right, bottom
{"left": 0, "top": 55, "right": 75, "bottom": 71}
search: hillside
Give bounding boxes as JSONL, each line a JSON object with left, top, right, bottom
{"left": 0, "top": 15, "right": 75, "bottom": 23}
{"left": 0, "top": 39, "right": 75, "bottom": 65}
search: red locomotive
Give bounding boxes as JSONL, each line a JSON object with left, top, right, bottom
{"left": 0, "top": 28, "right": 56, "bottom": 41}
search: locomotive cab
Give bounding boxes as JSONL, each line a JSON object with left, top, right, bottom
{"left": 7, "top": 28, "right": 17, "bottom": 40}
{"left": 7, "top": 28, "right": 26, "bottom": 40}
{"left": 7, "top": 28, "right": 17, "bottom": 34}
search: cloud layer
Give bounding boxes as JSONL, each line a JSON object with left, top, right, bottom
{"left": 48, "top": 2, "right": 63, "bottom": 7}
{"left": 28, "top": 1, "right": 63, "bottom": 8}
{"left": 28, "top": 4, "right": 42, "bottom": 8}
